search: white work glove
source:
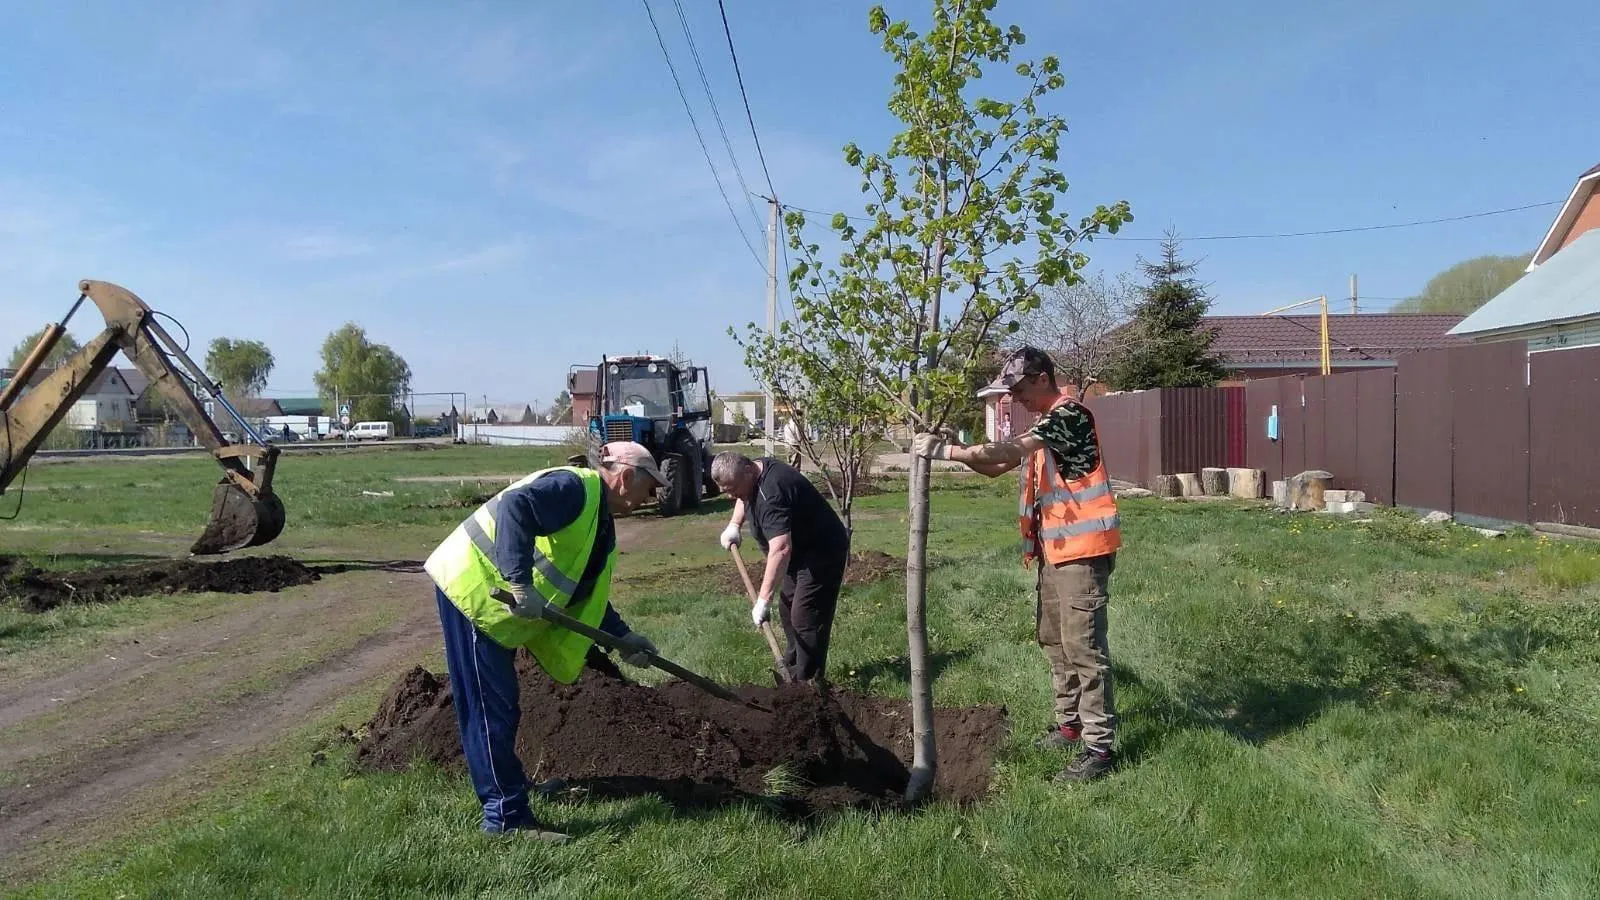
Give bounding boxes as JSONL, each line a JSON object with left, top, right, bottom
{"left": 912, "top": 432, "right": 951, "bottom": 460}
{"left": 751, "top": 594, "right": 771, "bottom": 627}
{"left": 719, "top": 522, "right": 742, "bottom": 550}
{"left": 506, "top": 583, "right": 553, "bottom": 621}
{"left": 616, "top": 632, "right": 657, "bottom": 667}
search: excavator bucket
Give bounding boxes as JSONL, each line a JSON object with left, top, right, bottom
{"left": 191, "top": 480, "right": 286, "bottom": 555}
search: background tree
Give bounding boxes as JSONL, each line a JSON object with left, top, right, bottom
{"left": 1391, "top": 253, "right": 1530, "bottom": 314}
{"left": 1103, "top": 232, "right": 1226, "bottom": 390}
{"left": 757, "top": 0, "right": 1131, "bottom": 803}
{"left": 7, "top": 327, "right": 81, "bottom": 369}
{"left": 548, "top": 389, "right": 573, "bottom": 425}
{"left": 312, "top": 323, "right": 413, "bottom": 422}
{"left": 1013, "top": 271, "right": 1138, "bottom": 398}
{"left": 204, "top": 338, "right": 275, "bottom": 399}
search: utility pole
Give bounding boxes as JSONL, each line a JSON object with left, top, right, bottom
{"left": 1350, "top": 273, "right": 1359, "bottom": 315}
{"left": 764, "top": 196, "right": 778, "bottom": 457}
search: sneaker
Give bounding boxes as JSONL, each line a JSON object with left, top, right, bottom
{"left": 1033, "top": 722, "right": 1082, "bottom": 750}
{"left": 1055, "top": 748, "right": 1114, "bottom": 783}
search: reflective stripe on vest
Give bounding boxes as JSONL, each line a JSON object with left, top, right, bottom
{"left": 463, "top": 496, "right": 581, "bottom": 601}
{"left": 1041, "top": 515, "right": 1121, "bottom": 541}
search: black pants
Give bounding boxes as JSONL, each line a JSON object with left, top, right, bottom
{"left": 778, "top": 553, "right": 846, "bottom": 682}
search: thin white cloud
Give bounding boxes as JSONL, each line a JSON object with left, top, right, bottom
{"left": 280, "top": 232, "right": 375, "bottom": 262}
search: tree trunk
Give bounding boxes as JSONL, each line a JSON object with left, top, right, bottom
{"left": 904, "top": 448, "right": 937, "bottom": 806}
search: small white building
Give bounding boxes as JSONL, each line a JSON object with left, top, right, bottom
{"left": 0, "top": 366, "right": 138, "bottom": 429}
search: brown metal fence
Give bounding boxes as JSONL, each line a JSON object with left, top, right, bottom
{"left": 1529, "top": 346, "right": 1600, "bottom": 527}
{"left": 1087, "top": 387, "right": 1243, "bottom": 487}
{"left": 1232, "top": 341, "right": 1600, "bottom": 528}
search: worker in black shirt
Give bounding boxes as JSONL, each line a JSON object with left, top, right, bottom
{"left": 711, "top": 451, "right": 850, "bottom": 682}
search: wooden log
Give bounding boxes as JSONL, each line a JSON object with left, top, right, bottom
{"left": 1175, "top": 473, "right": 1203, "bottom": 497}
{"left": 1200, "top": 467, "right": 1228, "bottom": 496}
{"left": 1153, "top": 474, "right": 1181, "bottom": 498}
{"left": 1271, "top": 480, "right": 1289, "bottom": 507}
{"left": 1227, "top": 467, "right": 1264, "bottom": 500}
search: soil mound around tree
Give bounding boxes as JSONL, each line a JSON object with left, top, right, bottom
{"left": 0, "top": 555, "right": 320, "bottom": 613}
{"left": 355, "top": 651, "right": 1008, "bottom": 813}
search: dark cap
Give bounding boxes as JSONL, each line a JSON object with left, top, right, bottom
{"left": 996, "top": 346, "right": 1056, "bottom": 390}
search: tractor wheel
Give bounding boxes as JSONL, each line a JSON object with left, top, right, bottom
{"left": 658, "top": 453, "right": 687, "bottom": 517}
{"left": 682, "top": 444, "right": 704, "bottom": 509}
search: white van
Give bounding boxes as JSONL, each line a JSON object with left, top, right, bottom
{"left": 349, "top": 421, "right": 393, "bottom": 441}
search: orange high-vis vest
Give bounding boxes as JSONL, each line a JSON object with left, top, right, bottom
{"left": 1019, "top": 393, "right": 1121, "bottom": 566}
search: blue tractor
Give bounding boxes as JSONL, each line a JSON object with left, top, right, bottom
{"left": 568, "top": 355, "right": 717, "bottom": 516}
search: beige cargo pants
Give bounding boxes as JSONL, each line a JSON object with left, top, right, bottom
{"left": 1036, "top": 553, "right": 1116, "bottom": 753}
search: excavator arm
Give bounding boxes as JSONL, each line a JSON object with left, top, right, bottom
{"left": 0, "top": 280, "right": 284, "bottom": 554}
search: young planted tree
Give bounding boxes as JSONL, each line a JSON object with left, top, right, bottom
{"left": 773, "top": 0, "right": 1131, "bottom": 803}
{"left": 737, "top": 314, "right": 893, "bottom": 533}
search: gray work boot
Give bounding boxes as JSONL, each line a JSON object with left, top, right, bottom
{"left": 1055, "top": 748, "right": 1114, "bottom": 783}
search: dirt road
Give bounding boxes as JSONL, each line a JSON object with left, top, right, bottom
{"left": 0, "top": 559, "right": 437, "bottom": 876}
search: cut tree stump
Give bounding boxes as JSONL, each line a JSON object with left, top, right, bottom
{"left": 1227, "top": 468, "right": 1264, "bottom": 500}
{"left": 1153, "top": 474, "right": 1181, "bottom": 498}
{"left": 1287, "top": 470, "right": 1334, "bottom": 511}
{"left": 1175, "top": 473, "right": 1202, "bottom": 497}
{"left": 1201, "top": 468, "right": 1228, "bottom": 496}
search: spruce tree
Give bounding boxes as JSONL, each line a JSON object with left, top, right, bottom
{"left": 1105, "top": 231, "right": 1227, "bottom": 389}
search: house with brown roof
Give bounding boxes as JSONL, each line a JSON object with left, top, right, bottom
{"left": 1204, "top": 314, "right": 1467, "bottom": 381}
{"left": 1450, "top": 161, "right": 1600, "bottom": 352}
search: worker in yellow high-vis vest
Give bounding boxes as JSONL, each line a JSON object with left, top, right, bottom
{"left": 424, "top": 441, "right": 670, "bottom": 840}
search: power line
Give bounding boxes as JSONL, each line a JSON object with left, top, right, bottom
{"left": 779, "top": 199, "right": 1562, "bottom": 241}
{"left": 640, "top": 0, "right": 763, "bottom": 268}
{"left": 716, "top": 0, "right": 777, "bottom": 198}
{"left": 669, "top": 0, "right": 764, "bottom": 233}
{"left": 1103, "top": 200, "right": 1562, "bottom": 241}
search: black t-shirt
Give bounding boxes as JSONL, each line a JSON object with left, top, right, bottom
{"left": 749, "top": 458, "right": 849, "bottom": 568}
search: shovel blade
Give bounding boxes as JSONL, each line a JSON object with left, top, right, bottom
{"left": 191, "top": 480, "right": 286, "bottom": 555}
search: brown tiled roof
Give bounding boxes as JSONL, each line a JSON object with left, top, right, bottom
{"left": 1204, "top": 314, "right": 1467, "bottom": 365}
{"left": 569, "top": 368, "right": 599, "bottom": 395}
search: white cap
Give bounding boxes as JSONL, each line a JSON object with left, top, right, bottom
{"left": 600, "top": 441, "right": 673, "bottom": 488}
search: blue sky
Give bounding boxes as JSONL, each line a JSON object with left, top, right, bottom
{"left": 2, "top": 0, "right": 1595, "bottom": 407}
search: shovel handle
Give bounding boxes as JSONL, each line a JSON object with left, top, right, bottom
{"left": 730, "top": 546, "right": 789, "bottom": 679}
{"left": 491, "top": 589, "right": 768, "bottom": 712}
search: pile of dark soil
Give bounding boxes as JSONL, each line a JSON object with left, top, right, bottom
{"left": 0, "top": 555, "right": 319, "bottom": 613}
{"left": 704, "top": 550, "right": 904, "bottom": 597}
{"left": 355, "top": 651, "right": 1008, "bottom": 813}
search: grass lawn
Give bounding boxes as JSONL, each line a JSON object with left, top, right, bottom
{"left": 6, "top": 447, "right": 1600, "bottom": 897}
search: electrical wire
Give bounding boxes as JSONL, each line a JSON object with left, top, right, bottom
{"left": 669, "top": 0, "right": 764, "bottom": 233}
{"left": 716, "top": 0, "right": 776, "bottom": 198}
{"left": 640, "top": 0, "right": 764, "bottom": 269}
{"left": 780, "top": 199, "right": 1563, "bottom": 241}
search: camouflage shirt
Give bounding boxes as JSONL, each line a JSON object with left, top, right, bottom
{"left": 1028, "top": 401, "right": 1100, "bottom": 480}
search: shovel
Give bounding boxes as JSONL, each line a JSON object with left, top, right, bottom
{"left": 729, "top": 546, "right": 791, "bottom": 683}
{"left": 492, "top": 589, "right": 771, "bottom": 714}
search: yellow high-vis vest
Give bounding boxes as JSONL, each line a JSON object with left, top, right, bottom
{"left": 424, "top": 466, "right": 615, "bottom": 684}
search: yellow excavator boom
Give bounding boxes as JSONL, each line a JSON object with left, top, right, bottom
{"left": 0, "top": 280, "right": 284, "bottom": 554}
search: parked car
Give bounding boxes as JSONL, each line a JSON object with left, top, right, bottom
{"left": 349, "top": 421, "right": 393, "bottom": 441}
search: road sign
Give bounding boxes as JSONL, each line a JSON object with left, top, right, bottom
{"left": 339, "top": 403, "right": 352, "bottom": 427}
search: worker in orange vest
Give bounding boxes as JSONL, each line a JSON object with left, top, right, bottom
{"left": 913, "top": 346, "right": 1121, "bottom": 782}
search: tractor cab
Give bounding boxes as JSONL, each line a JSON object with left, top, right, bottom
{"left": 569, "top": 355, "right": 717, "bottom": 516}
